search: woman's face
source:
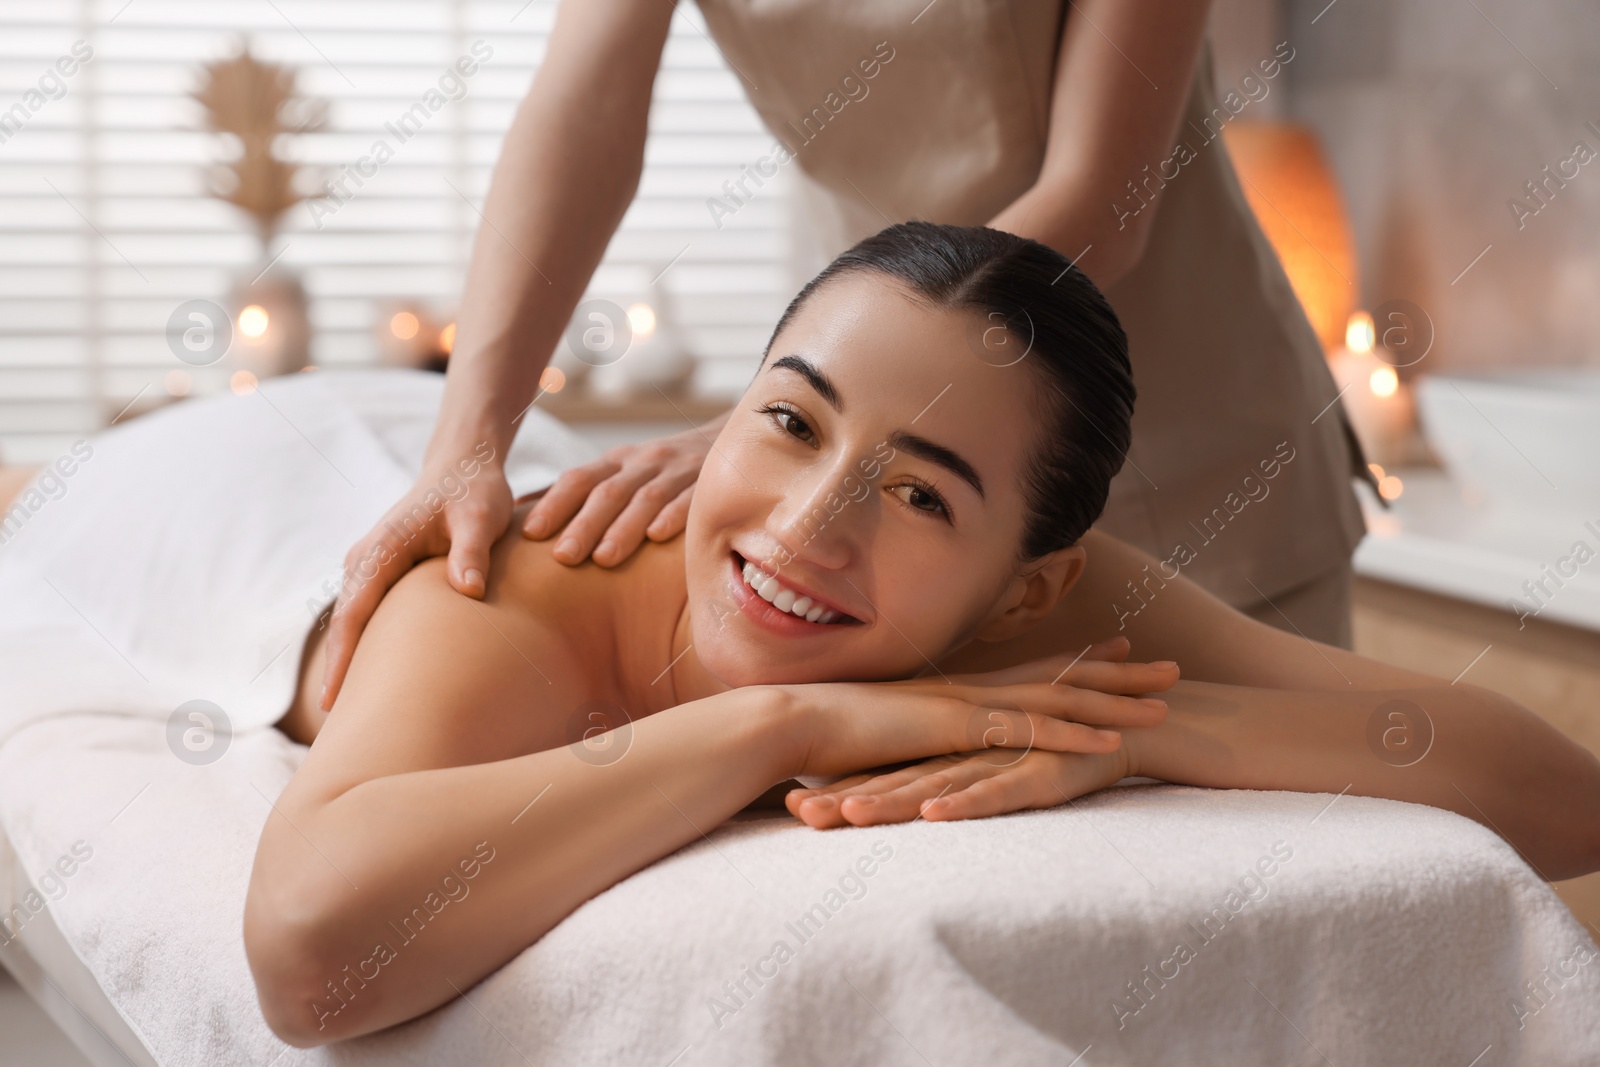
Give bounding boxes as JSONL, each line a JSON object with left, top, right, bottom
{"left": 684, "top": 272, "right": 1051, "bottom": 687}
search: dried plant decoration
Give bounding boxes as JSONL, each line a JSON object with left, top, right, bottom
{"left": 192, "top": 42, "right": 327, "bottom": 250}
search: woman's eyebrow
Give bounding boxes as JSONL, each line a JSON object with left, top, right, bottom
{"left": 766, "top": 354, "right": 982, "bottom": 497}
{"left": 887, "top": 430, "right": 984, "bottom": 499}
{"left": 769, "top": 355, "right": 842, "bottom": 411}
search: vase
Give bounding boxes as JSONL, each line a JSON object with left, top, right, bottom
{"left": 226, "top": 263, "right": 312, "bottom": 379}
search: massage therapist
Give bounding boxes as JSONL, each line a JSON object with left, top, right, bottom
{"left": 319, "top": 0, "right": 1367, "bottom": 709}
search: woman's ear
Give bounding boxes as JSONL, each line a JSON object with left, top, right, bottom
{"left": 972, "top": 544, "right": 1086, "bottom": 643}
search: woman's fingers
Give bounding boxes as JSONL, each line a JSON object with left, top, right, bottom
{"left": 794, "top": 758, "right": 1040, "bottom": 828}
{"left": 792, "top": 758, "right": 980, "bottom": 829}
{"left": 1085, "top": 635, "right": 1132, "bottom": 663}
{"left": 782, "top": 771, "right": 885, "bottom": 822}
{"left": 1055, "top": 657, "right": 1179, "bottom": 695}
{"left": 973, "top": 706, "right": 1126, "bottom": 756}
{"left": 954, "top": 681, "right": 1168, "bottom": 731}
{"left": 1015, "top": 646, "right": 1176, "bottom": 693}
{"left": 941, "top": 639, "right": 1165, "bottom": 692}
{"left": 916, "top": 775, "right": 1035, "bottom": 823}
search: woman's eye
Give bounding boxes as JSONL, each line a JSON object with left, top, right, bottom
{"left": 889, "top": 483, "right": 949, "bottom": 518}
{"left": 763, "top": 405, "right": 815, "bottom": 443}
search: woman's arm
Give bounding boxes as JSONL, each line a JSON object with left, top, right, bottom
{"left": 250, "top": 677, "right": 793, "bottom": 1046}
{"left": 251, "top": 556, "right": 1170, "bottom": 1045}
{"left": 942, "top": 527, "right": 1440, "bottom": 691}
{"left": 791, "top": 675, "right": 1600, "bottom": 881}
{"left": 823, "top": 531, "right": 1600, "bottom": 878}
{"left": 987, "top": 0, "right": 1215, "bottom": 289}
{"left": 1130, "top": 679, "right": 1600, "bottom": 880}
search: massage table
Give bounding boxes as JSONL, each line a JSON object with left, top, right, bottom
{"left": 1, "top": 371, "right": 1596, "bottom": 1064}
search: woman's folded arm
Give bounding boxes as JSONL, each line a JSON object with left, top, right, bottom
{"left": 248, "top": 690, "right": 797, "bottom": 1047}
{"left": 246, "top": 548, "right": 1170, "bottom": 1046}
{"left": 1126, "top": 679, "right": 1600, "bottom": 881}
{"left": 245, "top": 559, "right": 797, "bottom": 1047}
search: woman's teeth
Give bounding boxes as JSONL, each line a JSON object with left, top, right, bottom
{"left": 741, "top": 560, "right": 841, "bottom": 624}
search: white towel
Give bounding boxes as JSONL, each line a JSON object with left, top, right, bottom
{"left": 1, "top": 713, "right": 1597, "bottom": 1066}
{"left": 0, "top": 369, "right": 595, "bottom": 746}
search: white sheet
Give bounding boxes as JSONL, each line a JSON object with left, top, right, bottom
{"left": 2, "top": 713, "right": 1598, "bottom": 1066}
{"left": 2, "top": 369, "right": 1597, "bottom": 1064}
{"left": 0, "top": 370, "right": 595, "bottom": 745}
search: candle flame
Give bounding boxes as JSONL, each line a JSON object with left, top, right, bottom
{"left": 1346, "top": 311, "right": 1375, "bottom": 354}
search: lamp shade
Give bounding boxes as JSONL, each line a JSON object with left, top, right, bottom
{"left": 1222, "top": 121, "right": 1359, "bottom": 352}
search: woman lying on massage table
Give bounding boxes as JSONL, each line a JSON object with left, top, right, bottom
{"left": 237, "top": 223, "right": 1600, "bottom": 1046}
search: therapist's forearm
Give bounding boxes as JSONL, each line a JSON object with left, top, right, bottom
{"left": 988, "top": 180, "right": 1146, "bottom": 291}
{"left": 1126, "top": 680, "right": 1600, "bottom": 881}
{"left": 431, "top": 0, "right": 675, "bottom": 463}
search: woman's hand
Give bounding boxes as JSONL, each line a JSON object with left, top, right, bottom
{"left": 776, "top": 639, "right": 1175, "bottom": 786}
{"left": 520, "top": 412, "right": 727, "bottom": 566}
{"left": 783, "top": 747, "right": 1131, "bottom": 828}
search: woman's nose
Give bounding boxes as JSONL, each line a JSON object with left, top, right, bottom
{"left": 769, "top": 462, "right": 869, "bottom": 569}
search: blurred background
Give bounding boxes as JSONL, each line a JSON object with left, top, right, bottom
{"left": 2, "top": 0, "right": 1598, "bottom": 465}
{"left": 2, "top": 3, "right": 1599, "bottom": 1057}
{"left": 0, "top": 0, "right": 784, "bottom": 462}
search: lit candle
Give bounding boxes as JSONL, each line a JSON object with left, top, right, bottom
{"left": 1328, "top": 311, "right": 1413, "bottom": 467}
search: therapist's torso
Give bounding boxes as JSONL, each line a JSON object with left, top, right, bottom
{"left": 694, "top": 0, "right": 1366, "bottom": 609}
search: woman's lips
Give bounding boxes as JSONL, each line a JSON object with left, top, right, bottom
{"left": 727, "top": 553, "right": 858, "bottom": 635}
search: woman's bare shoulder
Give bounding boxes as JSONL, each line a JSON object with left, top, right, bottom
{"left": 277, "top": 526, "right": 608, "bottom": 802}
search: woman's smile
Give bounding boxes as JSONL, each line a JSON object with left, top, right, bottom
{"left": 727, "top": 550, "right": 863, "bottom": 634}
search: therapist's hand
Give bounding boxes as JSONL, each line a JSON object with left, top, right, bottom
{"left": 319, "top": 454, "right": 514, "bottom": 710}
{"left": 319, "top": 412, "right": 728, "bottom": 711}
{"left": 520, "top": 410, "right": 728, "bottom": 567}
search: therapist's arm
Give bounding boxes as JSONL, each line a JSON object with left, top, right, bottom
{"left": 322, "top": 0, "right": 685, "bottom": 709}
{"left": 987, "top": 0, "right": 1215, "bottom": 290}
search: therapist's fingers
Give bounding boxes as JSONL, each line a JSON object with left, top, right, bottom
{"left": 549, "top": 463, "right": 662, "bottom": 565}
{"left": 444, "top": 503, "right": 500, "bottom": 599}
{"left": 554, "top": 444, "right": 702, "bottom": 566}
{"left": 321, "top": 469, "right": 512, "bottom": 710}
{"left": 320, "top": 530, "right": 433, "bottom": 711}
{"left": 594, "top": 470, "right": 700, "bottom": 563}
{"left": 521, "top": 459, "right": 621, "bottom": 543}
{"left": 645, "top": 483, "right": 694, "bottom": 542}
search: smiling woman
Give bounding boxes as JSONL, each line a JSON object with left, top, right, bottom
{"left": 211, "top": 222, "right": 1600, "bottom": 1046}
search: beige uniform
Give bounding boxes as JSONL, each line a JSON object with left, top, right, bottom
{"left": 695, "top": 0, "right": 1366, "bottom": 645}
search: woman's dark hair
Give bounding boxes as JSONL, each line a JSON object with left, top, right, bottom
{"left": 764, "top": 221, "right": 1135, "bottom": 559}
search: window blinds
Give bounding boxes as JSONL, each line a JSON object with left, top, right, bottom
{"left": 0, "top": 0, "right": 789, "bottom": 463}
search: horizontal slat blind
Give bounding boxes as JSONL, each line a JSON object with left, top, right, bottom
{"left": 0, "top": 0, "right": 788, "bottom": 463}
